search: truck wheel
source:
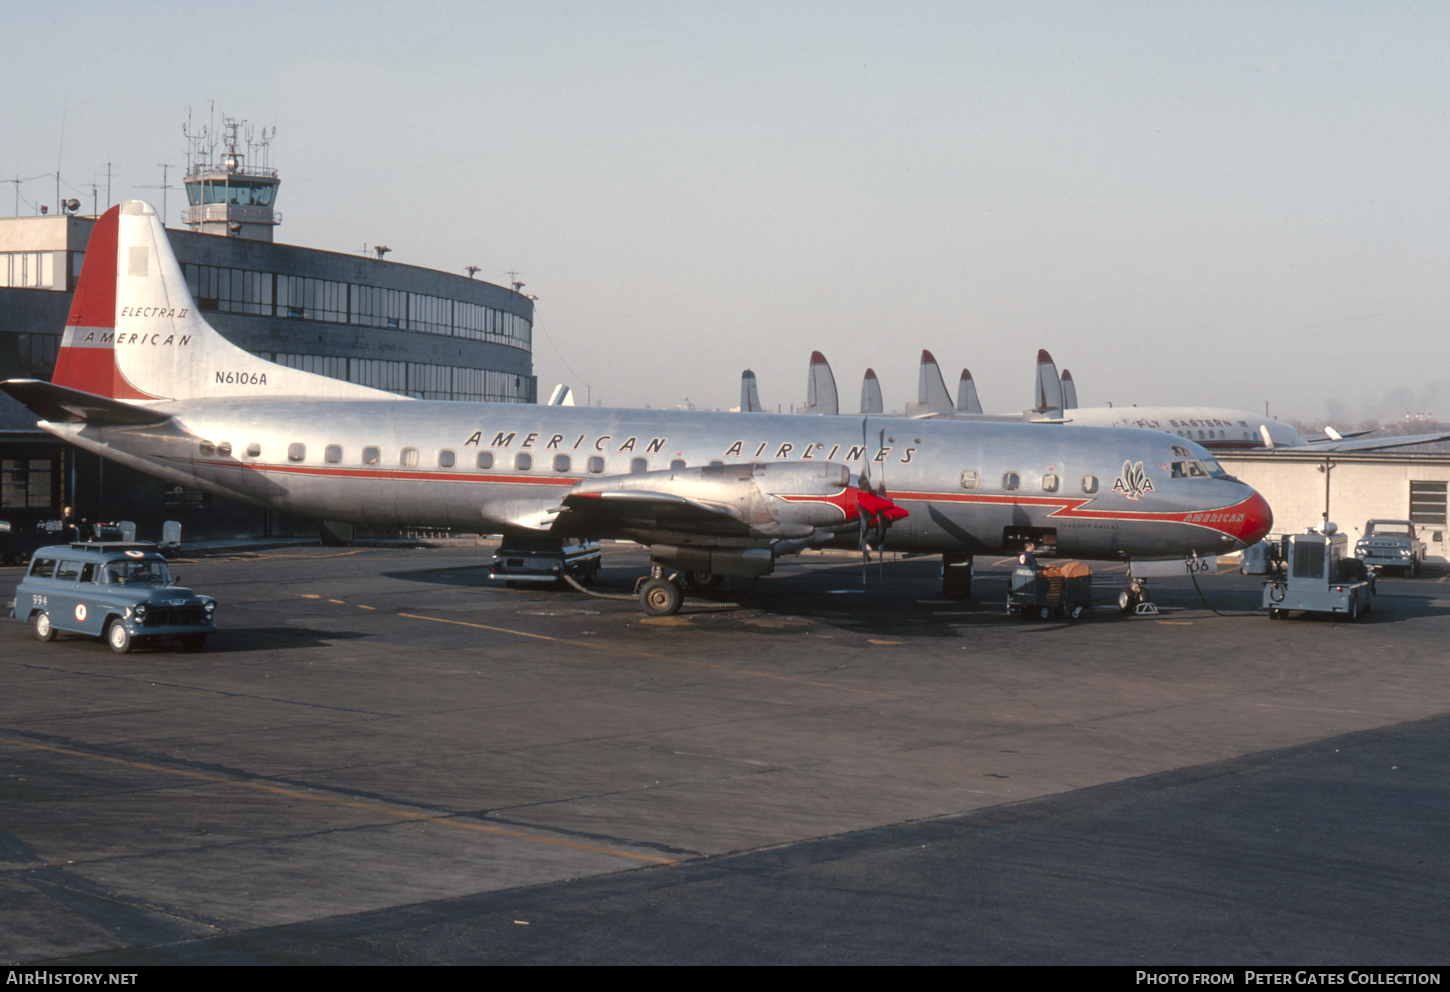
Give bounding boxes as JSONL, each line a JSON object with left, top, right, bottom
{"left": 1348, "top": 599, "right": 1359, "bottom": 622}
{"left": 1038, "top": 605, "right": 1052, "bottom": 620}
{"left": 639, "top": 578, "right": 683, "bottom": 617}
{"left": 107, "top": 619, "right": 133, "bottom": 654}
{"left": 34, "top": 612, "right": 55, "bottom": 642}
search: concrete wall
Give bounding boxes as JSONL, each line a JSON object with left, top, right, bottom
{"left": 1218, "top": 451, "right": 1450, "bottom": 558}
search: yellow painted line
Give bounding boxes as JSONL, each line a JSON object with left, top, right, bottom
{"left": 399, "top": 613, "right": 898, "bottom": 698}
{"left": 867, "top": 639, "right": 904, "bottom": 645}
{"left": 358, "top": 605, "right": 376, "bottom": 610}
{"left": 328, "top": 599, "right": 346, "bottom": 604}
{"left": 301, "top": 594, "right": 321, "bottom": 599}
{"left": 247, "top": 550, "right": 376, "bottom": 561}
{"left": 2, "top": 736, "right": 674, "bottom": 866}
{"left": 1156, "top": 621, "right": 1194, "bottom": 625}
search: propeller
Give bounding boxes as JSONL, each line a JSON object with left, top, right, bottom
{"left": 856, "top": 420, "right": 908, "bottom": 589}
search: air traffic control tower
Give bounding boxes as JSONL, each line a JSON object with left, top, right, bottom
{"left": 0, "top": 113, "right": 537, "bottom": 541}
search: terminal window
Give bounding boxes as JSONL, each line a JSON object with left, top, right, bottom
{"left": 1, "top": 458, "right": 58, "bottom": 509}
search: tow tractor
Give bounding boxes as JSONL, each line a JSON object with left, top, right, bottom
{"left": 1261, "top": 523, "right": 1373, "bottom": 621}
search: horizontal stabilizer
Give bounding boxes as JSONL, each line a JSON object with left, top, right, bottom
{"left": 0, "top": 379, "right": 170, "bottom": 426}
{"left": 1297, "top": 430, "right": 1450, "bottom": 453}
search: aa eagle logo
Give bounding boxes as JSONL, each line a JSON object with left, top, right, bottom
{"left": 1112, "top": 460, "right": 1155, "bottom": 501}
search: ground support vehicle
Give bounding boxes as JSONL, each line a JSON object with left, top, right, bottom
{"left": 1263, "top": 527, "right": 1373, "bottom": 621}
{"left": 491, "top": 535, "right": 602, "bottom": 587}
{"left": 1008, "top": 560, "right": 1093, "bottom": 620}
{"left": 10, "top": 543, "right": 218, "bottom": 652}
{"left": 1354, "top": 520, "right": 1426, "bottom": 576}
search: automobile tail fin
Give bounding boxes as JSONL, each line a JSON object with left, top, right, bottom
{"left": 56, "top": 201, "right": 395, "bottom": 403}
{"left": 860, "top": 368, "right": 883, "bottom": 414}
{"left": 802, "top": 351, "right": 839, "bottom": 415}
{"left": 957, "top": 369, "right": 982, "bottom": 414}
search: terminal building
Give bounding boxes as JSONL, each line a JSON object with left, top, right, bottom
{"left": 0, "top": 121, "right": 535, "bottom": 542}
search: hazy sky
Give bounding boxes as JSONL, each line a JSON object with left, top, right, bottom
{"left": 6, "top": 1, "right": 1447, "bottom": 423}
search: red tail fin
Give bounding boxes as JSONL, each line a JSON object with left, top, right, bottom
{"left": 49, "top": 206, "right": 156, "bottom": 400}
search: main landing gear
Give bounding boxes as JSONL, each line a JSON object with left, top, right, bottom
{"left": 637, "top": 563, "right": 686, "bottom": 617}
{"left": 1118, "top": 577, "right": 1154, "bottom": 615}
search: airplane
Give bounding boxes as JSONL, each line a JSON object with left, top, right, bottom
{"left": 908, "top": 348, "right": 1450, "bottom": 453}
{"left": 2, "top": 202, "right": 1273, "bottom": 618}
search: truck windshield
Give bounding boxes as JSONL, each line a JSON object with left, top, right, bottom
{"left": 1366, "top": 523, "right": 1410, "bottom": 536}
{"left": 102, "top": 560, "right": 171, "bottom": 585}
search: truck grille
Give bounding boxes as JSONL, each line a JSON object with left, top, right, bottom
{"left": 141, "top": 607, "right": 207, "bottom": 628}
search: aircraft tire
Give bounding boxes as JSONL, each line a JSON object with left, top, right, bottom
{"left": 1118, "top": 589, "right": 1134, "bottom": 614}
{"left": 640, "top": 578, "right": 683, "bottom": 617}
{"left": 34, "top": 612, "right": 55, "bottom": 642}
{"left": 107, "top": 619, "right": 133, "bottom": 655}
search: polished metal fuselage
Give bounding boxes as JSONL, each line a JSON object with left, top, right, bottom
{"left": 47, "top": 399, "right": 1268, "bottom": 560}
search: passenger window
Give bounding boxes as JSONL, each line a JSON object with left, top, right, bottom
{"left": 1082, "top": 475, "right": 1099, "bottom": 494}
{"left": 56, "top": 560, "right": 81, "bottom": 582}
{"left": 245, "top": 442, "right": 261, "bottom": 458}
{"left": 587, "top": 455, "right": 605, "bottom": 474}
{"left": 960, "top": 470, "right": 980, "bottom": 490}
{"left": 400, "top": 448, "right": 419, "bottom": 468}
{"left": 362, "top": 446, "right": 381, "bottom": 466}
{"left": 515, "top": 453, "right": 533, "bottom": 471}
{"left": 1041, "top": 474, "right": 1059, "bottom": 493}
{"left": 553, "top": 455, "right": 571, "bottom": 472}
{"left": 325, "top": 445, "right": 343, "bottom": 464}
{"left": 438, "top": 450, "right": 456, "bottom": 468}
{"left": 200, "top": 441, "right": 215, "bottom": 455}
{"left": 81, "top": 563, "right": 97, "bottom": 583}
{"left": 631, "top": 458, "right": 648, "bottom": 474}
{"left": 477, "top": 451, "right": 494, "bottom": 469}
{"left": 670, "top": 459, "right": 686, "bottom": 470}
{"left": 288, "top": 443, "right": 306, "bottom": 462}
{"left": 217, "top": 442, "right": 232, "bottom": 456}
{"left": 1002, "top": 472, "right": 1020, "bottom": 492}
{"left": 29, "top": 557, "right": 56, "bottom": 579}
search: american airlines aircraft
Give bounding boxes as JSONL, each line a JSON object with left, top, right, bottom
{"left": 2, "top": 202, "right": 1272, "bottom": 616}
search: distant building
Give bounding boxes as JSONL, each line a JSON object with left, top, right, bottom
{"left": 0, "top": 124, "right": 534, "bottom": 541}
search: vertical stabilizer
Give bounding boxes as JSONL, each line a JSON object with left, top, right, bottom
{"left": 1060, "top": 369, "right": 1077, "bottom": 410}
{"left": 1030, "top": 348, "right": 1064, "bottom": 419}
{"left": 801, "top": 351, "right": 839, "bottom": 415}
{"left": 740, "top": 370, "right": 764, "bottom": 412}
{"left": 906, "top": 349, "right": 955, "bottom": 418}
{"left": 860, "top": 368, "right": 883, "bottom": 414}
{"left": 957, "top": 369, "right": 983, "bottom": 414}
{"left": 68, "top": 201, "right": 395, "bottom": 403}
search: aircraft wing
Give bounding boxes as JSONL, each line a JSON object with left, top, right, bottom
{"left": 559, "top": 489, "right": 753, "bottom": 535}
{"left": 1294, "top": 431, "right": 1450, "bottom": 453}
{"left": 0, "top": 379, "right": 171, "bottom": 426}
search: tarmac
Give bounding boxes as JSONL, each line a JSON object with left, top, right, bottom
{"left": 2, "top": 543, "right": 1447, "bottom": 965}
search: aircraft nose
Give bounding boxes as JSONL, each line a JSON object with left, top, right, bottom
{"left": 1236, "top": 489, "right": 1274, "bottom": 548}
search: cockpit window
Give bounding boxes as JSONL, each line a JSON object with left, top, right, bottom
{"left": 1169, "top": 459, "right": 1215, "bottom": 479}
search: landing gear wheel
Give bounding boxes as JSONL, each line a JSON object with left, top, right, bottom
{"left": 1005, "top": 596, "right": 1014, "bottom": 615}
{"left": 107, "top": 619, "right": 133, "bottom": 654}
{"left": 1118, "top": 589, "right": 1134, "bottom": 614}
{"left": 34, "top": 612, "right": 55, "bottom": 642}
{"left": 180, "top": 634, "right": 207, "bottom": 652}
{"left": 1070, "top": 604, "right": 1084, "bottom": 620}
{"left": 1270, "top": 608, "right": 1286, "bottom": 620}
{"left": 1038, "top": 605, "right": 1052, "bottom": 620}
{"left": 682, "top": 570, "right": 723, "bottom": 592}
{"left": 639, "top": 578, "right": 683, "bottom": 617}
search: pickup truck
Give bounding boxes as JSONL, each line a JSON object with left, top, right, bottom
{"left": 1354, "top": 519, "right": 1427, "bottom": 576}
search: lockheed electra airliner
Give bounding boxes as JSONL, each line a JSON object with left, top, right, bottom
{"left": 1, "top": 202, "right": 1272, "bottom": 616}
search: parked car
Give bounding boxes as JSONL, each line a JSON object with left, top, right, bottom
{"left": 10, "top": 543, "right": 217, "bottom": 653}
{"left": 1354, "top": 519, "right": 1427, "bottom": 575}
{"left": 490, "top": 535, "right": 602, "bottom": 587}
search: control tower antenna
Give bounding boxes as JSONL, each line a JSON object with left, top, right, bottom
{"left": 181, "top": 103, "right": 282, "bottom": 242}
